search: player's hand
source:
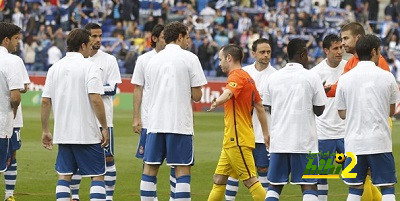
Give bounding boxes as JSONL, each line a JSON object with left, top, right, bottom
{"left": 264, "top": 133, "right": 270, "bottom": 149}
{"left": 322, "top": 81, "right": 332, "bottom": 93}
{"left": 101, "top": 128, "right": 110, "bottom": 148}
{"left": 207, "top": 98, "right": 217, "bottom": 112}
{"left": 132, "top": 117, "right": 142, "bottom": 134}
{"left": 41, "top": 132, "right": 53, "bottom": 150}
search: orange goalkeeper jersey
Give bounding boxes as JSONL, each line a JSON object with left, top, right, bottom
{"left": 326, "top": 55, "right": 390, "bottom": 97}
{"left": 223, "top": 69, "right": 261, "bottom": 149}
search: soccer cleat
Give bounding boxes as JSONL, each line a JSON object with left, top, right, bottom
{"left": 5, "top": 196, "right": 15, "bottom": 201}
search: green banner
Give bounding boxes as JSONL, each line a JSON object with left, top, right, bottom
{"left": 21, "top": 91, "right": 134, "bottom": 110}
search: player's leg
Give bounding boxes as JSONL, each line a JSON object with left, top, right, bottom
{"left": 74, "top": 144, "right": 108, "bottom": 201}
{"left": 55, "top": 144, "right": 78, "bottom": 201}
{"left": 266, "top": 153, "right": 290, "bottom": 201}
{"left": 317, "top": 139, "right": 337, "bottom": 201}
{"left": 70, "top": 173, "right": 82, "bottom": 201}
{"left": 225, "top": 176, "right": 239, "bottom": 201}
{"left": 169, "top": 166, "right": 176, "bottom": 201}
{"left": 253, "top": 143, "right": 270, "bottom": 192}
{"left": 343, "top": 155, "right": 368, "bottom": 201}
{"left": 166, "top": 134, "right": 194, "bottom": 201}
{"left": 291, "top": 153, "right": 318, "bottom": 201}
{"left": 4, "top": 128, "right": 20, "bottom": 201}
{"left": 104, "top": 127, "right": 116, "bottom": 201}
{"left": 368, "top": 153, "right": 397, "bottom": 201}
{"left": 208, "top": 149, "right": 231, "bottom": 201}
{"left": 141, "top": 132, "right": 165, "bottom": 200}
{"left": 230, "top": 146, "right": 265, "bottom": 201}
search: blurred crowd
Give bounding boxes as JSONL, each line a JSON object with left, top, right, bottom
{"left": 2, "top": 0, "right": 400, "bottom": 77}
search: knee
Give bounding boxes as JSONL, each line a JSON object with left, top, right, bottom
{"left": 257, "top": 167, "right": 268, "bottom": 173}
{"left": 243, "top": 177, "right": 258, "bottom": 188}
{"left": 106, "top": 156, "right": 114, "bottom": 163}
{"left": 213, "top": 174, "right": 228, "bottom": 185}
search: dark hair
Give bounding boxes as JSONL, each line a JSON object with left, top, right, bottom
{"left": 252, "top": 38, "right": 270, "bottom": 52}
{"left": 287, "top": 38, "right": 307, "bottom": 60}
{"left": 341, "top": 22, "right": 365, "bottom": 37}
{"left": 355, "top": 34, "right": 381, "bottom": 61}
{"left": 151, "top": 24, "right": 165, "bottom": 48}
{"left": 221, "top": 44, "right": 243, "bottom": 63}
{"left": 163, "top": 21, "right": 188, "bottom": 44}
{"left": 66, "top": 29, "right": 91, "bottom": 52}
{"left": 0, "top": 22, "right": 22, "bottom": 44}
{"left": 84, "top": 23, "right": 101, "bottom": 31}
{"left": 322, "top": 34, "right": 341, "bottom": 49}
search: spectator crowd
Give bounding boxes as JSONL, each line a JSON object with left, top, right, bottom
{"left": 2, "top": 0, "right": 400, "bottom": 78}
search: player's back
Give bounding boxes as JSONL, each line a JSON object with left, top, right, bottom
{"left": 45, "top": 52, "right": 103, "bottom": 144}
{"left": 146, "top": 44, "right": 206, "bottom": 134}
{"left": 336, "top": 61, "right": 398, "bottom": 154}
{"left": 264, "top": 63, "right": 326, "bottom": 153}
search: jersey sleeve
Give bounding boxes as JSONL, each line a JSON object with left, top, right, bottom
{"left": 226, "top": 73, "right": 244, "bottom": 99}
{"left": 189, "top": 55, "right": 207, "bottom": 87}
{"left": 389, "top": 74, "right": 399, "bottom": 104}
{"left": 42, "top": 68, "right": 53, "bottom": 98}
{"left": 107, "top": 56, "right": 122, "bottom": 86}
{"left": 18, "top": 58, "right": 30, "bottom": 84}
{"left": 131, "top": 56, "right": 145, "bottom": 86}
{"left": 262, "top": 78, "right": 271, "bottom": 106}
{"left": 311, "top": 73, "right": 327, "bottom": 106}
{"left": 378, "top": 55, "right": 390, "bottom": 72}
{"left": 335, "top": 77, "right": 346, "bottom": 110}
{"left": 6, "top": 60, "right": 24, "bottom": 91}
{"left": 87, "top": 63, "right": 105, "bottom": 95}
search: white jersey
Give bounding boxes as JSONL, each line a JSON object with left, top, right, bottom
{"left": 310, "top": 59, "right": 346, "bottom": 140}
{"left": 146, "top": 44, "right": 207, "bottom": 134}
{"left": 243, "top": 63, "right": 277, "bottom": 143}
{"left": 0, "top": 46, "right": 24, "bottom": 138}
{"left": 89, "top": 50, "right": 122, "bottom": 127}
{"left": 263, "top": 63, "right": 327, "bottom": 153}
{"left": 42, "top": 52, "right": 104, "bottom": 144}
{"left": 131, "top": 49, "right": 157, "bottom": 128}
{"left": 335, "top": 61, "right": 399, "bottom": 155}
{"left": 13, "top": 59, "right": 31, "bottom": 128}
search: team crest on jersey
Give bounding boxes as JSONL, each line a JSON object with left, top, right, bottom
{"left": 228, "top": 82, "right": 237, "bottom": 88}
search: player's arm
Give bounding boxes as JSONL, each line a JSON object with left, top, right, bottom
{"left": 10, "top": 89, "right": 21, "bottom": 118}
{"left": 338, "top": 110, "right": 346, "bottom": 120}
{"left": 208, "top": 88, "right": 233, "bottom": 111}
{"left": 390, "top": 104, "right": 395, "bottom": 117}
{"left": 255, "top": 101, "right": 270, "bottom": 148}
{"left": 133, "top": 84, "right": 143, "bottom": 133}
{"left": 313, "top": 105, "right": 325, "bottom": 116}
{"left": 89, "top": 93, "right": 109, "bottom": 148}
{"left": 191, "top": 86, "right": 202, "bottom": 102}
{"left": 41, "top": 97, "right": 53, "bottom": 150}
{"left": 20, "top": 83, "right": 28, "bottom": 93}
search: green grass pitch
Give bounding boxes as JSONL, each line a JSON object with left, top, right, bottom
{"left": 1, "top": 106, "right": 399, "bottom": 200}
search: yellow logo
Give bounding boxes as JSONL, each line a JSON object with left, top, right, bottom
{"left": 335, "top": 153, "right": 346, "bottom": 164}
{"left": 228, "top": 82, "right": 237, "bottom": 88}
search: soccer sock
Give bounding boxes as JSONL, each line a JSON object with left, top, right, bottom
{"left": 317, "top": 180, "right": 328, "bottom": 201}
{"left": 347, "top": 187, "right": 363, "bottom": 201}
{"left": 207, "top": 184, "right": 226, "bottom": 201}
{"left": 90, "top": 180, "right": 106, "bottom": 201}
{"left": 56, "top": 179, "right": 71, "bottom": 201}
{"left": 303, "top": 190, "right": 318, "bottom": 201}
{"left": 170, "top": 167, "right": 176, "bottom": 200}
{"left": 175, "top": 175, "right": 191, "bottom": 200}
{"left": 140, "top": 174, "right": 157, "bottom": 200}
{"left": 258, "top": 171, "right": 269, "bottom": 192}
{"left": 70, "top": 174, "right": 82, "bottom": 200}
{"left": 225, "top": 177, "right": 239, "bottom": 201}
{"left": 249, "top": 181, "right": 266, "bottom": 201}
{"left": 105, "top": 160, "right": 117, "bottom": 201}
{"left": 266, "top": 186, "right": 282, "bottom": 201}
{"left": 4, "top": 158, "right": 17, "bottom": 199}
{"left": 381, "top": 187, "right": 395, "bottom": 201}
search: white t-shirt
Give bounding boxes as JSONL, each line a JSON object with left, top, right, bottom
{"left": 89, "top": 50, "right": 122, "bottom": 127}
{"left": 310, "top": 59, "right": 346, "bottom": 140}
{"left": 263, "top": 63, "right": 327, "bottom": 153}
{"left": 243, "top": 63, "right": 277, "bottom": 143}
{"left": 0, "top": 47, "right": 24, "bottom": 138}
{"left": 42, "top": 52, "right": 104, "bottom": 144}
{"left": 146, "top": 44, "right": 207, "bottom": 134}
{"left": 335, "top": 61, "right": 399, "bottom": 155}
{"left": 131, "top": 49, "right": 157, "bottom": 128}
{"left": 13, "top": 57, "right": 31, "bottom": 128}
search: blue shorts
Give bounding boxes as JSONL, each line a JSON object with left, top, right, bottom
{"left": 10, "top": 128, "right": 21, "bottom": 151}
{"left": 268, "top": 153, "right": 318, "bottom": 185}
{"left": 343, "top": 153, "right": 397, "bottom": 186}
{"left": 0, "top": 138, "right": 10, "bottom": 172}
{"left": 252, "top": 143, "right": 269, "bottom": 168}
{"left": 135, "top": 128, "right": 147, "bottom": 159}
{"left": 101, "top": 127, "right": 114, "bottom": 157}
{"left": 55, "top": 144, "right": 106, "bottom": 177}
{"left": 143, "top": 133, "right": 194, "bottom": 166}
